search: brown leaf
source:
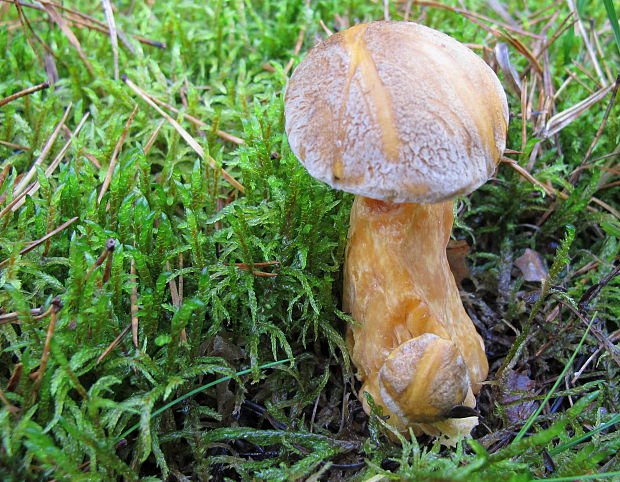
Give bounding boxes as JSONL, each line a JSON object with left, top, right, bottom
{"left": 494, "top": 42, "right": 522, "bottom": 96}
{"left": 515, "top": 248, "right": 548, "bottom": 282}
{"left": 447, "top": 239, "right": 471, "bottom": 287}
{"left": 501, "top": 370, "right": 538, "bottom": 424}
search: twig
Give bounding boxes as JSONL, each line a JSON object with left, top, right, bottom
{"left": 83, "top": 151, "right": 102, "bottom": 169}
{"left": 6, "top": 363, "right": 23, "bottom": 391}
{"left": 130, "top": 258, "right": 139, "bottom": 347}
{"left": 144, "top": 119, "right": 165, "bottom": 155}
{"left": 97, "top": 322, "right": 131, "bottom": 364}
{"left": 0, "top": 81, "right": 49, "bottom": 107}
{"left": 0, "top": 217, "right": 78, "bottom": 268}
{"left": 84, "top": 238, "right": 116, "bottom": 282}
{"left": 98, "top": 104, "right": 139, "bottom": 204}
{"left": 29, "top": 297, "right": 63, "bottom": 384}
{"left": 0, "top": 388, "right": 19, "bottom": 414}
{"left": 0, "top": 140, "right": 30, "bottom": 150}
{"left": 0, "top": 303, "right": 55, "bottom": 326}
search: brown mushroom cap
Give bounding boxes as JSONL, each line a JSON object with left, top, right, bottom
{"left": 284, "top": 21, "right": 509, "bottom": 203}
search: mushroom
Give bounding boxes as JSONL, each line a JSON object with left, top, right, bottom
{"left": 284, "top": 21, "right": 508, "bottom": 444}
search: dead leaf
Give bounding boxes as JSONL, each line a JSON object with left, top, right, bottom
{"left": 515, "top": 248, "right": 548, "bottom": 282}
{"left": 501, "top": 370, "right": 538, "bottom": 424}
{"left": 494, "top": 42, "right": 522, "bottom": 96}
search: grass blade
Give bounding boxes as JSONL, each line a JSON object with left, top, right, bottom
{"left": 512, "top": 313, "right": 596, "bottom": 444}
{"left": 116, "top": 359, "right": 291, "bottom": 442}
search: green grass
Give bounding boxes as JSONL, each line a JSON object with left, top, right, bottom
{"left": 1, "top": 0, "right": 619, "bottom": 480}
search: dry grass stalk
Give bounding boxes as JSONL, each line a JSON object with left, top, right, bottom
{"left": 501, "top": 157, "right": 554, "bottom": 197}
{"left": 534, "top": 15, "right": 577, "bottom": 60}
{"left": 39, "top": 1, "right": 94, "bottom": 75}
{"left": 569, "top": 75, "right": 620, "bottom": 184}
{"left": 0, "top": 80, "right": 49, "bottom": 107}
{"left": 13, "top": 103, "right": 72, "bottom": 197}
{"left": 144, "top": 119, "right": 166, "bottom": 155}
{"left": 84, "top": 238, "right": 116, "bottom": 283}
{"left": 566, "top": 0, "right": 607, "bottom": 86}
{"left": 135, "top": 89, "right": 244, "bottom": 145}
{"left": 494, "top": 42, "right": 521, "bottom": 96}
{"left": 520, "top": 76, "right": 528, "bottom": 156}
{"left": 100, "top": 0, "right": 119, "bottom": 80}
{"left": 83, "top": 151, "right": 102, "bottom": 169}
{"left": 501, "top": 158, "right": 620, "bottom": 220}
{"left": 0, "top": 140, "right": 30, "bottom": 150}
{"left": 2, "top": 0, "right": 163, "bottom": 49}
{"left": 283, "top": 23, "right": 308, "bottom": 76}
{"left": 6, "top": 363, "right": 23, "bottom": 392}
{"left": 97, "top": 104, "right": 139, "bottom": 204}
{"left": 231, "top": 261, "right": 279, "bottom": 278}
{"left": 0, "top": 216, "right": 78, "bottom": 268}
{"left": 123, "top": 76, "right": 245, "bottom": 193}
{"left": 29, "top": 297, "right": 62, "bottom": 384}
{"left": 564, "top": 68, "right": 595, "bottom": 94}
{"left": 12, "top": 1, "right": 47, "bottom": 71}
{"left": 165, "top": 260, "right": 187, "bottom": 343}
{"left": 0, "top": 388, "right": 19, "bottom": 414}
{"left": 130, "top": 258, "right": 139, "bottom": 348}
{"left": 544, "top": 82, "right": 616, "bottom": 137}
{"left": 97, "top": 323, "right": 131, "bottom": 364}
{"left": 166, "top": 261, "right": 181, "bottom": 307}
{"left": 13, "top": 0, "right": 163, "bottom": 50}
{"left": 101, "top": 241, "right": 115, "bottom": 285}
{"left": 409, "top": 1, "right": 542, "bottom": 38}
{"left": 0, "top": 185, "right": 35, "bottom": 220}
{"left": 319, "top": 19, "right": 333, "bottom": 36}
{"left": 0, "top": 164, "right": 10, "bottom": 190}
{"left": 0, "top": 303, "right": 57, "bottom": 326}
{"left": 12, "top": 112, "right": 90, "bottom": 211}
{"left": 178, "top": 253, "right": 184, "bottom": 305}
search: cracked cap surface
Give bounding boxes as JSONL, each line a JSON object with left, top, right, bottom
{"left": 284, "top": 21, "right": 509, "bottom": 203}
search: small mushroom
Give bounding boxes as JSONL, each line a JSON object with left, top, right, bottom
{"left": 284, "top": 21, "right": 508, "bottom": 444}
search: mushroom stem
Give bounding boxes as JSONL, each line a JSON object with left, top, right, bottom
{"left": 344, "top": 195, "right": 488, "bottom": 440}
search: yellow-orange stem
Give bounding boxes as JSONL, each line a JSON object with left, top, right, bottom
{"left": 344, "top": 196, "right": 488, "bottom": 444}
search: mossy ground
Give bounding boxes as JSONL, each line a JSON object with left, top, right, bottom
{"left": 1, "top": 1, "right": 619, "bottom": 480}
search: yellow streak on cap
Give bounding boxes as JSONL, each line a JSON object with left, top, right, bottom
{"left": 334, "top": 24, "right": 401, "bottom": 180}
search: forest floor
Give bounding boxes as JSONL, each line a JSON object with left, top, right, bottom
{"left": 1, "top": 0, "right": 619, "bottom": 480}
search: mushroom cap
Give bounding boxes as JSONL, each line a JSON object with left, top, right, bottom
{"left": 284, "top": 21, "right": 509, "bottom": 203}
{"left": 378, "top": 334, "right": 471, "bottom": 424}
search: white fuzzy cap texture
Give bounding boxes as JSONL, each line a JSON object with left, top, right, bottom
{"left": 284, "top": 21, "right": 509, "bottom": 203}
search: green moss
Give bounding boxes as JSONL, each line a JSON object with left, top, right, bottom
{"left": 1, "top": 0, "right": 619, "bottom": 479}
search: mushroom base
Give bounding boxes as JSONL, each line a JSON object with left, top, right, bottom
{"left": 344, "top": 196, "right": 488, "bottom": 445}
